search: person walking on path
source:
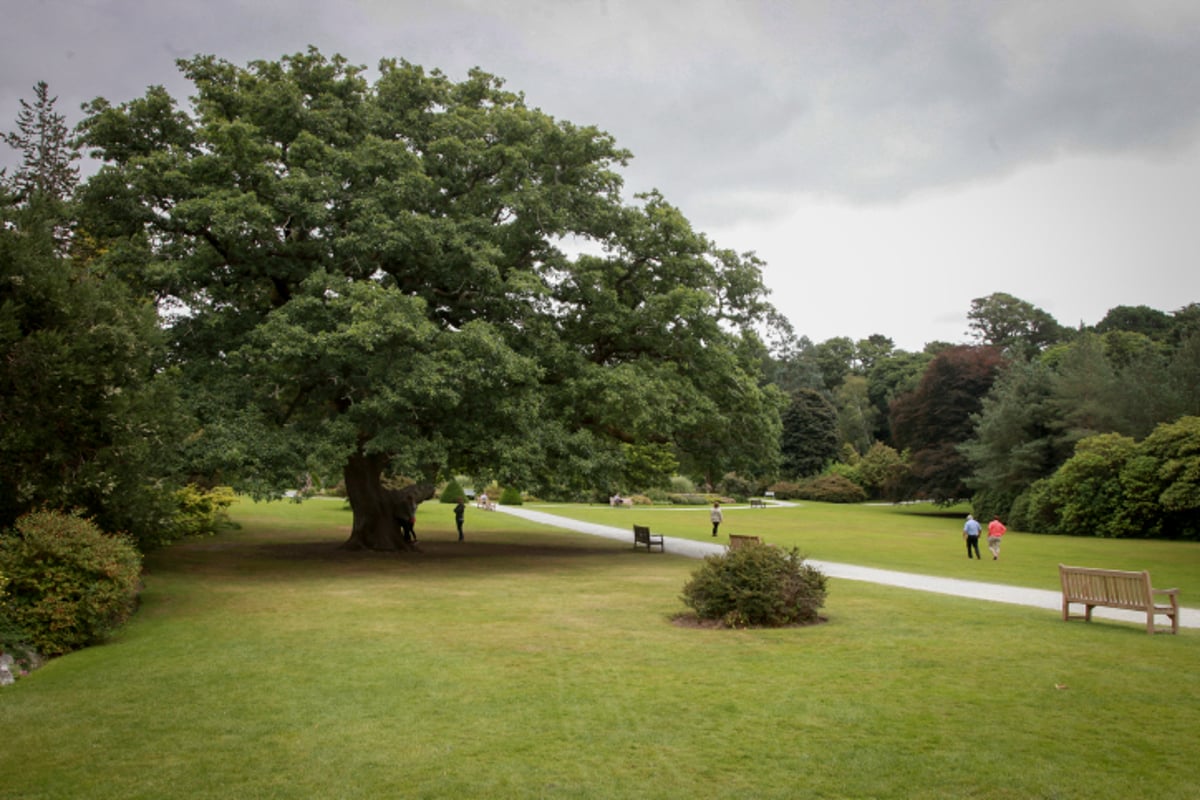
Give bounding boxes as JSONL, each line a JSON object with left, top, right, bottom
{"left": 963, "top": 514, "right": 982, "bottom": 559}
{"left": 454, "top": 497, "right": 466, "bottom": 541}
{"left": 710, "top": 502, "right": 723, "bottom": 537}
{"left": 987, "top": 515, "right": 1006, "bottom": 560}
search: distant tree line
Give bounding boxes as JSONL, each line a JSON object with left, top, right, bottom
{"left": 769, "top": 292, "right": 1200, "bottom": 538}
{"left": 3, "top": 67, "right": 1199, "bottom": 552}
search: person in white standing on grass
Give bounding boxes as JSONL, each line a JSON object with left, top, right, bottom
{"left": 710, "top": 502, "right": 723, "bottom": 537}
{"left": 963, "top": 514, "right": 982, "bottom": 559}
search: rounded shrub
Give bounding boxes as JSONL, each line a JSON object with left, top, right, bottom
{"left": 718, "top": 472, "right": 757, "bottom": 500}
{"left": 170, "top": 484, "right": 236, "bottom": 540}
{"left": 439, "top": 479, "right": 466, "bottom": 504}
{"left": 0, "top": 510, "right": 143, "bottom": 657}
{"left": 681, "top": 543, "right": 828, "bottom": 628}
{"left": 796, "top": 474, "right": 867, "bottom": 503}
{"left": 1, "top": 567, "right": 39, "bottom": 669}
{"left": 498, "top": 486, "right": 523, "bottom": 506}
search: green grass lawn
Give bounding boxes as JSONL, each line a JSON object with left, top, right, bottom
{"left": 2, "top": 497, "right": 1198, "bottom": 799}
{"left": 534, "top": 500, "right": 1200, "bottom": 598}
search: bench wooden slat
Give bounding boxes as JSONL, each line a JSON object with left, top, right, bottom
{"left": 1059, "top": 564, "right": 1179, "bottom": 634}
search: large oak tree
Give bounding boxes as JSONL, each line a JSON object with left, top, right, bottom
{"left": 77, "top": 49, "right": 782, "bottom": 549}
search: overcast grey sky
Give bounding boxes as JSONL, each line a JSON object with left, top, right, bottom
{"left": 4, "top": 0, "right": 1199, "bottom": 350}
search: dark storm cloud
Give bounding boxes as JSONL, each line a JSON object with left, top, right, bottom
{"left": 4, "top": 1, "right": 1200, "bottom": 219}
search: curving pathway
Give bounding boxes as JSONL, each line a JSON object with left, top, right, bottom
{"left": 494, "top": 504, "right": 1200, "bottom": 630}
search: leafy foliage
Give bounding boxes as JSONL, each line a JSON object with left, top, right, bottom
{"left": 1, "top": 81, "right": 80, "bottom": 204}
{"left": 1016, "top": 417, "right": 1200, "bottom": 540}
{"left": 167, "top": 485, "right": 237, "bottom": 542}
{"left": 854, "top": 442, "right": 908, "bottom": 501}
{"left": 890, "top": 345, "right": 1005, "bottom": 503}
{"left": 960, "top": 358, "right": 1058, "bottom": 520}
{"left": 498, "top": 486, "right": 523, "bottom": 506}
{"left": 967, "top": 292, "right": 1065, "bottom": 358}
{"left": 795, "top": 473, "right": 868, "bottom": 503}
{"left": 0, "top": 159, "right": 185, "bottom": 546}
{"left": 439, "top": 479, "right": 466, "bottom": 504}
{"left": 76, "top": 49, "right": 782, "bottom": 549}
{"left": 681, "top": 543, "right": 827, "bottom": 628}
{"left": 0, "top": 510, "right": 142, "bottom": 656}
{"left": 966, "top": 331, "right": 1200, "bottom": 523}
{"left": 1094, "top": 304, "right": 1174, "bottom": 342}
{"left": 717, "top": 472, "right": 759, "bottom": 500}
{"left": 780, "top": 388, "right": 840, "bottom": 478}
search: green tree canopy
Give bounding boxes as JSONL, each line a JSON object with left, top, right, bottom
{"left": 1018, "top": 418, "right": 1200, "bottom": 540}
{"left": 966, "top": 292, "right": 1065, "bottom": 359}
{"left": 1, "top": 84, "right": 183, "bottom": 546}
{"left": 76, "top": 49, "right": 782, "bottom": 549}
{"left": 960, "top": 358, "right": 1059, "bottom": 520}
{"left": 1, "top": 81, "right": 79, "bottom": 204}
{"left": 890, "top": 345, "right": 1005, "bottom": 503}
{"left": 780, "top": 388, "right": 839, "bottom": 479}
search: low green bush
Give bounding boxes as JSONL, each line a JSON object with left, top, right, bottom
{"left": 0, "top": 567, "right": 39, "bottom": 670}
{"left": 439, "top": 479, "right": 466, "bottom": 504}
{"left": 667, "top": 493, "right": 733, "bottom": 505}
{"left": 170, "top": 484, "right": 237, "bottom": 540}
{"left": 669, "top": 475, "right": 697, "bottom": 493}
{"left": 642, "top": 488, "right": 671, "bottom": 504}
{"left": 718, "top": 472, "right": 758, "bottom": 499}
{"left": 680, "top": 543, "right": 828, "bottom": 628}
{"left": 767, "top": 481, "right": 804, "bottom": 500}
{"left": 0, "top": 510, "right": 143, "bottom": 657}
{"left": 796, "top": 474, "right": 868, "bottom": 503}
{"left": 499, "top": 486, "right": 523, "bottom": 506}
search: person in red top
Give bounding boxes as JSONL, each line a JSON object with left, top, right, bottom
{"left": 987, "top": 516, "right": 1006, "bottom": 560}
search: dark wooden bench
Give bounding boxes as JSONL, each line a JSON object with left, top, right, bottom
{"left": 728, "top": 534, "right": 763, "bottom": 550}
{"left": 749, "top": 498, "right": 766, "bottom": 508}
{"left": 1059, "top": 564, "right": 1180, "bottom": 635}
{"left": 633, "top": 524, "right": 663, "bottom": 552}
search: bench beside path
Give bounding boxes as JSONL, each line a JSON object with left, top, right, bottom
{"left": 494, "top": 505, "right": 1200, "bottom": 630}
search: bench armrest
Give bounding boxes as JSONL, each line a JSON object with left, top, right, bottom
{"left": 1152, "top": 588, "right": 1179, "bottom": 596}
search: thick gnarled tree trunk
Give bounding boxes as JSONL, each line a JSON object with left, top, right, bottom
{"left": 341, "top": 451, "right": 435, "bottom": 551}
{"left": 342, "top": 452, "right": 400, "bottom": 550}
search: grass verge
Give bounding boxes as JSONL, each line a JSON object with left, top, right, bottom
{"left": 533, "top": 500, "right": 1200, "bottom": 597}
{"left": 1, "top": 497, "right": 1197, "bottom": 799}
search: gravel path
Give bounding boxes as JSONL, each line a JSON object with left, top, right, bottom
{"left": 494, "top": 504, "right": 1199, "bottom": 630}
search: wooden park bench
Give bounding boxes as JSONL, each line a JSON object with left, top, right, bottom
{"left": 728, "top": 534, "right": 763, "bottom": 550}
{"left": 633, "top": 524, "right": 663, "bottom": 553}
{"left": 1058, "top": 564, "right": 1180, "bottom": 635}
{"left": 749, "top": 498, "right": 766, "bottom": 508}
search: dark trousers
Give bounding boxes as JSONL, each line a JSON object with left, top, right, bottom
{"left": 399, "top": 517, "right": 416, "bottom": 542}
{"left": 456, "top": 519, "right": 464, "bottom": 540}
{"left": 966, "top": 535, "right": 980, "bottom": 559}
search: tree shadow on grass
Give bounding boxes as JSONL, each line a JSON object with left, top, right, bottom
{"left": 151, "top": 534, "right": 650, "bottom": 582}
